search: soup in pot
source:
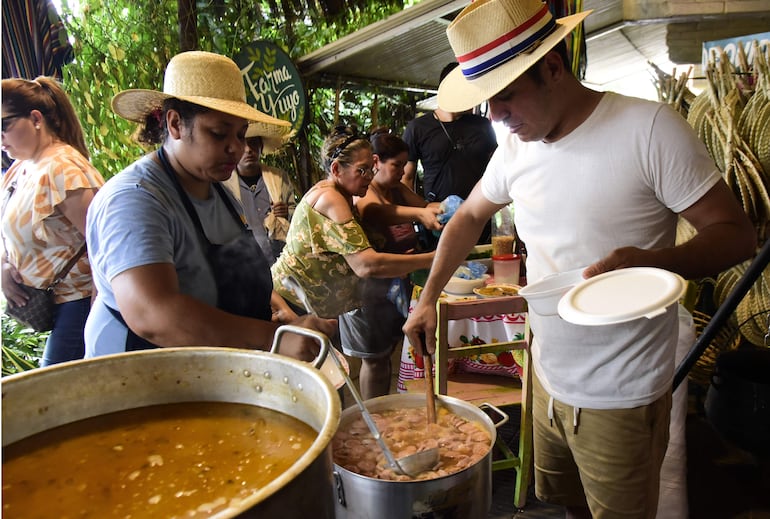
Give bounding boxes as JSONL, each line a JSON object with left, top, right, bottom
{"left": 332, "top": 406, "right": 490, "bottom": 481}
{"left": 2, "top": 402, "right": 317, "bottom": 518}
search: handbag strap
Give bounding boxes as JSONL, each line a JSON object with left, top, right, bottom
{"left": 3, "top": 179, "right": 86, "bottom": 290}
{"left": 49, "top": 243, "right": 87, "bottom": 289}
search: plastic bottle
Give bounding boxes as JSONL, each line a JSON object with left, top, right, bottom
{"left": 491, "top": 204, "right": 515, "bottom": 257}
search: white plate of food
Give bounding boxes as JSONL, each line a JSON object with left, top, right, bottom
{"left": 473, "top": 283, "right": 522, "bottom": 298}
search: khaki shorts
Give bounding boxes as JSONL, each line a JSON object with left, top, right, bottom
{"left": 533, "top": 373, "right": 671, "bottom": 518}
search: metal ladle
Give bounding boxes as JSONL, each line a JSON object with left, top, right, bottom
{"left": 282, "top": 275, "right": 439, "bottom": 477}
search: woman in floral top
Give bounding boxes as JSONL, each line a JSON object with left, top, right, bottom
{"left": 272, "top": 127, "right": 435, "bottom": 398}
{"left": 2, "top": 77, "right": 105, "bottom": 365}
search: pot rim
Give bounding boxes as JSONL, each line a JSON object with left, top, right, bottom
{"left": 2, "top": 347, "right": 341, "bottom": 516}
{"left": 333, "top": 392, "right": 496, "bottom": 483}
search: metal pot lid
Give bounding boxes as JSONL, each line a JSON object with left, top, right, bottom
{"left": 557, "top": 267, "right": 686, "bottom": 326}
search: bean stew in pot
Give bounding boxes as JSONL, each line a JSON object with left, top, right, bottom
{"left": 332, "top": 406, "right": 491, "bottom": 481}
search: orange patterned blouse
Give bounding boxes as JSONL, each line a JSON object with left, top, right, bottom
{"left": 1, "top": 142, "right": 105, "bottom": 303}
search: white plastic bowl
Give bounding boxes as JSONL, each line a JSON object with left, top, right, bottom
{"left": 444, "top": 274, "right": 490, "bottom": 294}
{"left": 557, "top": 267, "right": 686, "bottom": 326}
{"left": 518, "top": 267, "right": 586, "bottom": 316}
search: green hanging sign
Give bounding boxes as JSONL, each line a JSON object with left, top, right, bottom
{"left": 235, "top": 41, "right": 307, "bottom": 135}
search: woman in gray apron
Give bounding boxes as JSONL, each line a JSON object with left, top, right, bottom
{"left": 84, "top": 51, "right": 336, "bottom": 359}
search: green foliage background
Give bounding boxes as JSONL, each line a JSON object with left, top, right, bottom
{"left": 57, "top": 0, "right": 422, "bottom": 186}
{"left": 3, "top": 0, "right": 423, "bottom": 374}
{"left": 1, "top": 312, "right": 48, "bottom": 375}
{"left": 59, "top": 1, "right": 176, "bottom": 179}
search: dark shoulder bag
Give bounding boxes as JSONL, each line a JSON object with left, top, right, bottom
{"left": 5, "top": 244, "right": 87, "bottom": 332}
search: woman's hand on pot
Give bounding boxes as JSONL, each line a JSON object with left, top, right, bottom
{"left": 1, "top": 261, "right": 29, "bottom": 307}
{"left": 279, "top": 315, "right": 338, "bottom": 362}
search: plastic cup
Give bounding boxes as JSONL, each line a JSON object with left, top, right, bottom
{"left": 492, "top": 254, "right": 521, "bottom": 284}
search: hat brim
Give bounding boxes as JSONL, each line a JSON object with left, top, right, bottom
{"left": 438, "top": 10, "right": 591, "bottom": 112}
{"left": 245, "top": 121, "right": 296, "bottom": 154}
{"left": 261, "top": 134, "right": 290, "bottom": 154}
{"left": 111, "top": 89, "right": 291, "bottom": 130}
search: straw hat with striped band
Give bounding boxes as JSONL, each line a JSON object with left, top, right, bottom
{"left": 438, "top": 0, "right": 591, "bottom": 112}
{"left": 112, "top": 51, "right": 291, "bottom": 135}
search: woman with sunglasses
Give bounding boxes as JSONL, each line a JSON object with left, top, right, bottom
{"left": 271, "top": 127, "right": 435, "bottom": 399}
{"left": 1, "top": 76, "right": 106, "bottom": 365}
{"left": 339, "top": 131, "right": 443, "bottom": 398}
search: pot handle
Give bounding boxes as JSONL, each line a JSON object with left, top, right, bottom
{"left": 270, "top": 324, "right": 330, "bottom": 369}
{"left": 480, "top": 402, "right": 509, "bottom": 428}
{"left": 333, "top": 470, "right": 347, "bottom": 507}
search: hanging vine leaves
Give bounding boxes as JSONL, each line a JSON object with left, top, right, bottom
{"left": 58, "top": 0, "right": 419, "bottom": 190}
{"left": 10, "top": 0, "right": 419, "bottom": 372}
{"left": 59, "top": 1, "right": 177, "bottom": 178}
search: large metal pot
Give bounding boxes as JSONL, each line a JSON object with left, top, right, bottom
{"left": 332, "top": 393, "right": 505, "bottom": 519}
{"left": 2, "top": 331, "right": 341, "bottom": 518}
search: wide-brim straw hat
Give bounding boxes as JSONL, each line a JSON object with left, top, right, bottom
{"left": 245, "top": 121, "right": 294, "bottom": 154}
{"left": 438, "top": 0, "right": 591, "bottom": 112}
{"left": 112, "top": 51, "right": 291, "bottom": 133}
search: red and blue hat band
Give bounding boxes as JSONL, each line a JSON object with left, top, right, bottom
{"left": 457, "top": 4, "right": 557, "bottom": 80}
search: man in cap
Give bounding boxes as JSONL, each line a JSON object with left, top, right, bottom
{"left": 403, "top": 0, "right": 756, "bottom": 517}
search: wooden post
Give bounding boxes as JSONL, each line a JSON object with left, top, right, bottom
{"left": 334, "top": 77, "right": 341, "bottom": 124}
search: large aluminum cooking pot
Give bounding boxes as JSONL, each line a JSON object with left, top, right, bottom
{"left": 2, "top": 326, "right": 341, "bottom": 518}
{"left": 332, "top": 393, "right": 506, "bottom": 519}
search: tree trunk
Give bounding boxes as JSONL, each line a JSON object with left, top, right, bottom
{"left": 178, "top": 0, "right": 198, "bottom": 52}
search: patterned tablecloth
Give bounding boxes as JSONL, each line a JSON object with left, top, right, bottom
{"left": 397, "top": 286, "right": 527, "bottom": 392}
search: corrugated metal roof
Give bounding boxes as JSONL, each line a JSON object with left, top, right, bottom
{"left": 297, "top": 0, "right": 465, "bottom": 92}
{"left": 296, "top": 0, "right": 770, "bottom": 100}
{"left": 296, "top": 0, "right": 640, "bottom": 94}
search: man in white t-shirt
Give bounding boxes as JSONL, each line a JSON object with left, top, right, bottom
{"left": 403, "top": 1, "right": 756, "bottom": 517}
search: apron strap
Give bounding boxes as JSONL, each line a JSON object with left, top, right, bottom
{"left": 155, "top": 147, "right": 272, "bottom": 321}
{"left": 104, "top": 304, "right": 159, "bottom": 352}
{"left": 156, "top": 147, "right": 248, "bottom": 243}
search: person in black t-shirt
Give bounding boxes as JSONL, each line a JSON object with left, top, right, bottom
{"left": 402, "top": 63, "right": 497, "bottom": 244}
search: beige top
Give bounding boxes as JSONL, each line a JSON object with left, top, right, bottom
{"left": 223, "top": 165, "right": 295, "bottom": 241}
{"left": 1, "top": 143, "right": 105, "bottom": 302}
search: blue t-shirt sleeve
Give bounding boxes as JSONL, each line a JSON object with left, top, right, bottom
{"left": 88, "top": 183, "right": 175, "bottom": 284}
